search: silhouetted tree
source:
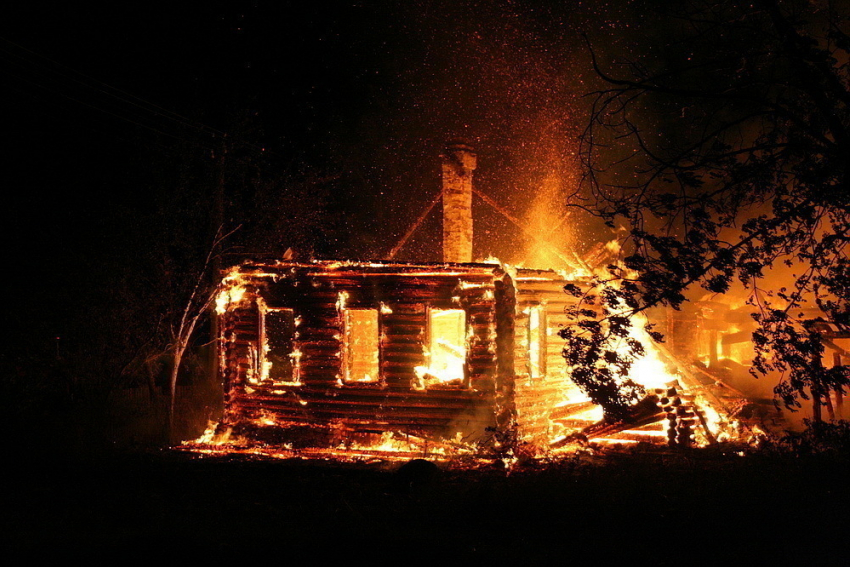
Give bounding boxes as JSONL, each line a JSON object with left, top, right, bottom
{"left": 566, "top": 0, "right": 850, "bottom": 416}
{"left": 112, "top": 120, "right": 331, "bottom": 442}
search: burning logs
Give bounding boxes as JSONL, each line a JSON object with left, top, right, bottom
{"left": 549, "top": 400, "right": 598, "bottom": 421}
{"left": 670, "top": 407, "right": 697, "bottom": 448}
{"left": 550, "top": 396, "right": 665, "bottom": 448}
{"left": 656, "top": 386, "right": 700, "bottom": 447}
{"left": 549, "top": 383, "right": 711, "bottom": 449}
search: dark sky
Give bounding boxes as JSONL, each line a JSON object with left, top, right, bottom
{"left": 1, "top": 1, "right": 651, "bottom": 344}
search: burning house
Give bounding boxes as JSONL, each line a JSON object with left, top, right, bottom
{"left": 211, "top": 142, "right": 756, "bottom": 454}
{"left": 216, "top": 259, "right": 583, "bottom": 447}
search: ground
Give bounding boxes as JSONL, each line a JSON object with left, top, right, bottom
{"left": 3, "top": 445, "right": 849, "bottom": 563}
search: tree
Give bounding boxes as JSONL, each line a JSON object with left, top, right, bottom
{"left": 163, "top": 226, "right": 238, "bottom": 442}
{"left": 565, "top": 0, "right": 850, "bottom": 417}
{"left": 134, "top": 144, "right": 329, "bottom": 442}
{"left": 102, "top": 115, "right": 331, "bottom": 444}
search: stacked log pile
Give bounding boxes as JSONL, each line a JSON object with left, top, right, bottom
{"left": 656, "top": 387, "right": 698, "bottom": 448}
{"left": 549, "top": 383, "right": 708, "bottom": 448}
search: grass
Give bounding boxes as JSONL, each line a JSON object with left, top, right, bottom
{"left": 4, "top": 442, "right": 849, "bottom": 564}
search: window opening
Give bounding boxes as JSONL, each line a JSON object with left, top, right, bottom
{"left": 416, "top": 308, "right": 466, "bottom": 388}
{"left": 343, "top": 308, "right": 380, "bottom": 383}
{"left": 262, "top": 307, "right": 300, "bottom": 385}
{"left": 528, "top": 305, "right": 546, "bottom": 379}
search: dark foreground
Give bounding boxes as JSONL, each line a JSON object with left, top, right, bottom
{"left": 3, "top": 445, "right": 849, "bottom": 564}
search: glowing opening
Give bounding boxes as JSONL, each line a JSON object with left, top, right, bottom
{"left": 417, "top": 308, "right": 467, "bottom": 386}
{"left": 343, "top": 308, "right": 380, "bottom": 383}
{"left": 528, "top": 305, "right": 546, "bottom": 379}
{"left": 262, "top": 307, "right": 300, "bottom": 385}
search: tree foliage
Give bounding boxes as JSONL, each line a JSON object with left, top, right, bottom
{"left": 568, "top": 0, "right": 850, "bottom": 415}
{"left": 560, "top": 282, "right": 650, "bottom": 419}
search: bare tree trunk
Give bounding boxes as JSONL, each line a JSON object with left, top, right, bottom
{"left": 168, "top": 344, "right": 185, "bottom": 444}
{"left": 169, "top": 316, "right": 200, "bottom": 444}
{"left": 165, "top": 225, "right": 236, "bottom": 445}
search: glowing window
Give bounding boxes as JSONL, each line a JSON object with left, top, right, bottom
{"left": 262, "top": 308, "right": 300, "bottom": 384}
{"left": 343, "top": 308, "right": 380, "bottom": 383}
{"left": 527, "top": 306, "right": 546, "bottom": 379}
{"left": 425, "top": 308, "right": 466, "bottom": 384}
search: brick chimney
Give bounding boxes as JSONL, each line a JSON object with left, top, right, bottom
{"left": 441, "top": 140, "right": 477, "bottom": 263}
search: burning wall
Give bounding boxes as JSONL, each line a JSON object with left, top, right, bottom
{"left": 216, "top": 261, "right": 512, "bottom": 445}
{"left": 210, "top": 258, "right": 754, "bottom": 455}
{"left": 213, "top": 260, "right": 621, "bottom": 449}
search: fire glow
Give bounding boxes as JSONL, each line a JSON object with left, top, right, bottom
{"left": 188, "top": 257, "right": 759, "bottom": 463}
{"left": 185, "top": 142, "right": 767, "bottom": 464}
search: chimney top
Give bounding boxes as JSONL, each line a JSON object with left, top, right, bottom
{"left": 441, "top": 141, "right": 476, "bottom": 263}
{"left": 444, "top": 139, "right": 476, "bottom": 153}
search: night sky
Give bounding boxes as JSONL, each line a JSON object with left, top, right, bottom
{"left": 1, "top": 1, "right": 654, "bottom": 356}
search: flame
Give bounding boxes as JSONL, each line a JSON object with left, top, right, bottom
{"left": 522, "top": 169, "right": 580, "bottom": 271}
{"left": 187, "top": 421, "right": 240, "bottom": 446}
{"left": 627, "top": 317, "right": 676, "bottom": 390}
{"left": 215, "top": 284, "right": 247, "bottom": 314}
{"left": 184, "top": 420, "right": 478, "bottom": 464}
{"left": 336, "top": 290, "right": 349, "bottom": 311}
{"left": 215, "top": 267, "right": 256, "bottom": 314}
{"left": 414, "top": 309, "right": 467, "bottom": 388}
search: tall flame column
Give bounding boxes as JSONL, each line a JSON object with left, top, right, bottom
{"left": 441, "top": 140, "right": 477, "bottom": 263}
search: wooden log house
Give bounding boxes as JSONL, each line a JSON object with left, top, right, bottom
{"left": 213, "top": 141, "right": 730, "bottom": 449}
{"left": 216, "top": 259, "right": 584, "bottom": 446}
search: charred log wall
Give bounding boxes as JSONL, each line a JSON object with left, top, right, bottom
{"left": 220, "top": 263, "right": 504, "bottom": 441}
{"left": 220, "top": 304, "right": 260, "bottom": 426}
{"left": 512, "top": 270, "right": 587, "bottom": 444}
